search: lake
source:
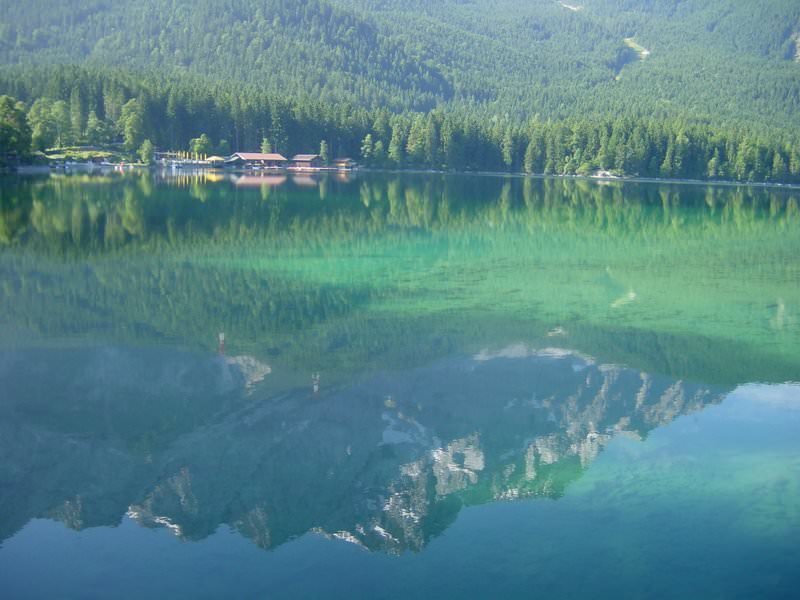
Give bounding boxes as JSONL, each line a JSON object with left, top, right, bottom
{"left": 1, "top": 170, "right": 799, "bottom": 599}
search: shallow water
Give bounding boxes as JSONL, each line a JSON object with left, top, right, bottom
{"left": 1, "top": 171, "right": 798, "bottom": 599}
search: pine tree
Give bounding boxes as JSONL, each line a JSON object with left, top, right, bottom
{"left": 319, "top": 140, "right": 329, "bottom": 164}
{"left": 166, "top": 91, "right": 179, "bottom": 148}
{"left": 373, "top": 140, "right": 385, "bottom": 165}
{"left": 69, "top": 86, "right": 84, "bottom": 143}
{"left": 673, "top": 131, "right": 689, "bottom": 178}
{"left": 405, "top": 115, "right": 426, "bottom": 165}
{"left": 734, "top": 142, "right": 751, "bottom": 181}
{"left": 501, "top": 126, "right": 514, "bottom": 170}
{"left": 771, "top": 152, "right": 787, "bottom": 180}
{"left": 388, "top": 123, "right": 405, "bottom": 166}
{"left": 660, "top": 143, "right": 675, "bottom": 178}
{"left": 85, "top": 110, "right": 103, "bottom": 145}
{"left": 360, "top": 133, "right": 374, "bottom": 162}
{"left": 523, "top": 138, "right": 537, "bottom": 174}
{"left": 269, "top": 106, "right": 287, "bottom": 154}
{"left": 707, "top": 149, "right": 720, "bottom": 178}
{"left": 789, "top": 147, "right": 800, "bottom": 178}
{"left": 423, "top": 114, "right": 439, "bottom": 167}
{"left": 120, "top": 98, "right": 144, "bottom": 152}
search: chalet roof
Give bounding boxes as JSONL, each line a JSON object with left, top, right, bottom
{"left": 229, "top": 152, "right": 288, "bottom": 161}
{"left": 333, "top": 157, "right": 355, "bottom": 163}
{"left": 292, "top": 154, "right": 320, "bottom": 161}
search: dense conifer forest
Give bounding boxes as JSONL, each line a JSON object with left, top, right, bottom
{"left": 1, "top": 0, "right": 799, "bottom": 182}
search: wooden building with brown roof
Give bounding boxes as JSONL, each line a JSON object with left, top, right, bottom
{"left": 225, "top": 152, "right": 288, "bottom": 168}
{"left": 290, "top": 154, "right": 324, "bottom": 169}
{"left": 332, "top": 158, "right": 357, "bottom": 171}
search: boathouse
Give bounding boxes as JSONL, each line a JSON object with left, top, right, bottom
{"left": 332, "top": 158, "right": 357, "bottom": 171}
{"left": 290, "top": 154, "right": 323, "bottom": 169}
{"left": 225, "top": 152, "right": 288, "bottom": 168}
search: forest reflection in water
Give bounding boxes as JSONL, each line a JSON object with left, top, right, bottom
{"left": 1, "top": 170, "right": 798, "bottom": 383}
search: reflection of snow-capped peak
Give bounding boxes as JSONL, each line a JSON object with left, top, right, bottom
{"left": 332, "top": 530, "right": 366, "bottom": 547}
{"left": 152, "top": 515, "right": 183, "bottom": 536}
{"left": 311, "top": 527, "right": 367, "bottom": 549}
{"left": 373, "top": 524, "right": 397, "bottom": 542}
{"left": 473, "top": 343, "right": 595, "bottom": 365}
{"left": 126, "top": 507, "right": 183, "bottom": 537}
{"left": 473, "top": 342, "right": 530, "bottom": 361}
{"left": 3, "top": 342, "right": 732, "bottom": 558}
{"left": 432, "top": 434, "right": 485, "bottom": 496}
{"left": 224, "top": 355, "right": 271, "bottom": 390}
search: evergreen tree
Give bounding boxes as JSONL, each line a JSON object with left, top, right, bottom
{"left": 166, "top": 90, "right": 179, "bottom": 149}
{"left": 660, "top": 143, "right": 675, "bottom": 178}
{"left": 269, "top": 107, "right": 287, "bottom": 154}
{"left": 360, "top": 133, "right": 374, "bottom": 163}
{"left": 440, "top": 118, "right": 462, "bottom": 170}
{"left": 120, "top": 98, "right": 145, "bottom": 151}
{"left": 423, "top": 114, "right": 439, "bottom": 167}
{"left": 789, "top": 147, "right": 800, "bottom": 178}
{"left": 771, "top": 152, "right": 787, "bottom": 180}
{"left": 85, "top": 110, "right": 104, "bottom": 145}
{"left": 523, "top": 138, "right": 536, "bottom": 174}
{"left": 707, "top": 149, "right": 720, "bottom": 178}
{"left": 319, "top": 140, "right": 329, "bottom": 164}
{"left": 406, "top": 115, "right": 426, "bottom": 165}
{"left": 373, "top": 140, "right": 385, "bottom": 165}
{"left": 69, "top": 86, "right": 84, "bottom": 143}
{"left": 501, "top": 126, "right": 514, "bottom": 170}
{"left": 388, "top": 123, "right": 405, "bottom": 166}
{"left": 734, "top": 143, "right": 752, "bottom": 181}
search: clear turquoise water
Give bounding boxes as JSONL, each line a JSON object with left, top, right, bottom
{"left": 0, "top": 171, "right": 798, "bottom": 599}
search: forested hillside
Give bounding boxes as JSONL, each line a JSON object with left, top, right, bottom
{"left": 2, "top": 0, "right": 799, "bottom": 124}
{"left": 1, "top": 0, "right": 799, "bottom": 181}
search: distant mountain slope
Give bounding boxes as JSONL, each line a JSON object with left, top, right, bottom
{"left": 1, "top": 0, "right": 798, "bottom": 126}
{"left": 0, "top": 0, "right": 453, "bottom": 111}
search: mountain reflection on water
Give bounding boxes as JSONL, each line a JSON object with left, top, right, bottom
{"left": 0, "top": 171, "right": 798, "bottom": 563}
{"left": 0, "top": 342, "right": 725, "bottom": 554}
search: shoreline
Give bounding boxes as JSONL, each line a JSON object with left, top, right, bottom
{"left": 7, "top": 164, "right": 800, "bottom": 191}
{"left": 359, "top": 167, "right": 800, "bottom": 192}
